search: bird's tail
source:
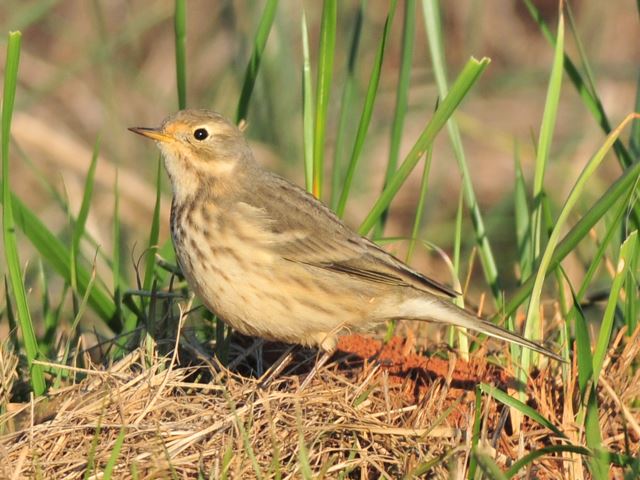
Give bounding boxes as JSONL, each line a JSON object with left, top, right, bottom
{"left": 396, "top": 297, "right": 563, "bottom": 362}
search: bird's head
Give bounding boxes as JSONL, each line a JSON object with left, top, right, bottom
{"left": 130, "top": 109, "right": 252, "bottom": 201}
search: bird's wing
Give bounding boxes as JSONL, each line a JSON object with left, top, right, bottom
{"left": 243, "top": 171, "right": 457, "bottom": 299}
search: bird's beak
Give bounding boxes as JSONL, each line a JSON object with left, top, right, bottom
{"left": 128, "top": 126, "right": 171, "bottom": 142}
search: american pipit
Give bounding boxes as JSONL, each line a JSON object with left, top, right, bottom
{"left": 129, "top": 109, "right": 560, "bottom": 369}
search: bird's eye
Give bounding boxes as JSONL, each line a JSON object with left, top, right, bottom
{"left": 193, "top": 128, "right": 209, "bottom": 141}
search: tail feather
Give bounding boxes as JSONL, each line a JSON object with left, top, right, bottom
{"left": 396, "top": 297, "right": 563, "bottom": 362}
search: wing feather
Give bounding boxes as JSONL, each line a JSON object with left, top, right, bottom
{"left": 240, "top": 171, "right": 457, "bottom": 299}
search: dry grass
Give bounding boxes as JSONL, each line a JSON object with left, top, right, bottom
{"left": 2, "top": 321, "right": 639, "bottom": 479}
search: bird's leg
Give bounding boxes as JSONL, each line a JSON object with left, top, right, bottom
{"left": 225, "top": 338, "right": 265, "bottom": 371}
{"left": 257, "top": 344, "right": 296, "bottom": 388}
{"left": 255, "top": 341, "right": 264, "bottom": 376}
{"left": 298, "top": 349, "right": 333, "bottom": 391}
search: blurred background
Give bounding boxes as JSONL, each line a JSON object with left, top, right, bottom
{"left": 0, "top": 1, "right": 637, "bottom": 328}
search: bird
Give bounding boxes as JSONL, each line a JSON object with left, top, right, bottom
{"left": 129, "top": 109, "right": 561, "bottom": 375}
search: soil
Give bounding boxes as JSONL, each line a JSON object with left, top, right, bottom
{"left": 333, "top": 333, "right": 513, "bottom": 428}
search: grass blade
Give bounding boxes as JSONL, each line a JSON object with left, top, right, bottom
{"left": 329, "top": 1, "right": 364, "bottom": 208}
{"left": 472, "top": 447, "right": 508, "bottom": 480}
{"left": 422, "top": 0, "right": 501, "bottom": 303}
{"left": 514, "top": 142, "right": 532, "bottom": 283}
{"left": 312, "top": 0, "right": 337, "bottom": 199}
{"left": 335, "top": 0, "right": 397, "bottom": 217}
{"left": 585, "top": 386, "right": 607, "bottom": 479}
{"left": 143, "top": 158, "right": 162, "bottom": 293}
{"left": 235, "top": 0, "right": 279, "bottom": 123}
{"left": 631, "top": 69, "right": 640, "bottom": 158}
{"left": 102, "top": 427, "right": 126, "bottom": 480}
{"left": 529, "top": 2, "right": 564, "bottom": 278}
{"left": 407, "top": 149, "right": 433, "bottom": 262}
{"left": 70, "top": 136, "right": 100, "bottom": 304}
{"left": 509, "top": 143, "right": 530, "bottom": 361}
{"left": 296, "top": 404, "right": 312, "bottom": 479}
{"left": 2, "top": 31, "right": 46, "bottom": 395}
{"left": 505, "top": 445, "right": 592, "bottom": 479}
{"left": 592, "top": 231, "right": 637, "bottom": 382}
{"left": 570, "top": 285, "right": 593, "bottom": 399}
{"left": 375, "top": 0, "right": 415, "bottom": 236}
{"left": 174, "top": 0, "right": 187, "bottom": 109}
{"left": 359, "top": 56, "right": 490, "bottom": 234}
{"left": 113, "top": 170, "right": 122, "bottom": 326}
{"left": 624, "top": 228, "right": 639, "bottom": 334}
{"left": 301, "top": 9, "right": 314, "bottom": 192}
{"left": 520, "top": 5, "right": 565, "bottom": 379}
{"left": 479, "top": 383, "right": 565, "bottom": 438}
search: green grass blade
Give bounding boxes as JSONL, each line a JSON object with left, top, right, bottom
{"left": 565, "top": 1, "right": 598, "bottom": 97}
{"left": 631, "top": 70, "right": 640, "bottom": 158}
{"left": 404, "top": 448, "right": 458, "bottom": 479}
{"left": 568, "top": 283, "right": 593, "bottom": 399}
{"left": 219, "top": 442, "right": 234, "bottom": 480}
{"left": 479, "top": 383, "right": 565, "bottom": 438}
{"left": 38, "top": 259, "right": 55, "bottom": 347}
{"left": 73, "top": 136, "right": 100, "bottom": 247}
{"left": 102, "top": 427, "right": 126, "bottom": 480}
{"left": 514, "top": 143, "right": 532, "bottom": 283}
{"left": 585, "top": 387, "right": 607, "bottom": 479}
{"left": 71, "top": 136, "right": 100, "bottom": 299}
{"left": 422, "top": 0, "right": 501, "bottom": 303}
{"left": 407, "top": 149, "right": 433, "bottom": 262}
{"left": 359, "top": 57, "right": 490, "bottom": 235}
{"left": 2, "top": 31, "right": 46, "bottom": 396}
{"left": 519, "top": 4, "right": 564, "bottom": 370}
{"left": 450, "top": 188, "right": 469, "bottom": 354}
{"left": 312, "top": 0, "right": 337, "bottom": 199}
{"left": 592, "top": 231, "right": 637, "bottom": 381}
{"left": 625, "top": 229, "right": 639, "bottom": 334}
{"left": 4, "top": 273, "right": 19, "bottom": 357}
{"left": 335, "top": 0, "right": 397, "bottom": 217}
{"left": 296, "top": 405, "right": 312, "bottom": 480}
{"left": 83, "top": 414, "right": 103, "bottom": 480}
{"left": 502, "top": 156, "right": 640, "bottom": 318}
{"left": 329, "top": 1, "right": 364, "bottom": 208}
{"left": 375, "top": 0, "right": 415, "bottom": 236}
{"left": 530, "top": 3, "right": 564, "bottom": 271}
{"left": 472, "top": 447, "right": 508, "bottom": 480}
{"left": 301, "top": 9, "right": 314, "bottom": 192}
{"left": 452, "top": 187, "right": 464, "bottom": 282}
{"left": 113, "top": 170, "right": 122, "bottom": 326}
{"left": 505, "top": 445, "right": 592, "bottom": 479}
{"left": 174, "top": 0, "right": 187, "bottom": 109}
{"left": 235, "top": 0, "right": 279, "bottom": 123}
{"left": 510, "top": 143, "right": 530, "bottom": 361}
{"left": 520, "top": 113, "right": 639, "bottom": 377}
{"left": 143, "top": 158, "right": 162, "bottom": 293}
